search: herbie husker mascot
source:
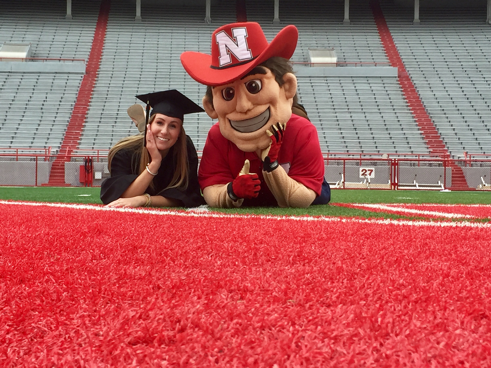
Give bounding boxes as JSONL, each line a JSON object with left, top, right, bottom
{"left": 181, "top": 22, "right": 331, "bottom": 208}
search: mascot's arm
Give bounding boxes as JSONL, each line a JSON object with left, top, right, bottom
{"left": 261, "top": 122, "right": 315, "bottom": 208}
{"left": 203, "top": 184, "right": 244, "bottom": 208}
{"left": 263, "top": 168, "right": 315, "bottom": 208}
{"left": 202, "top": 159, "right": 260, "bottom": 208}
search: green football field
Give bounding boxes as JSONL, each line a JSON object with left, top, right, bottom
{"left": 1, "top": 186, "right": 490, "bottom": 220}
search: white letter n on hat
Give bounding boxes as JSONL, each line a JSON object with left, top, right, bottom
{"left": 216, "top": 28, "right": 252, "bottom": 67}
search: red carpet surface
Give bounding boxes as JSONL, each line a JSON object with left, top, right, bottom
{"left": 1, "top": 201, "right": 490, "bottom": 366}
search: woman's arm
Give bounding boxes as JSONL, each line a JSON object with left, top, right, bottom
{"left": 119, "top": 158, "right": 161, "bottom": 198}
{"left": 106, "top": 193, "right": 180, "bottom": 208}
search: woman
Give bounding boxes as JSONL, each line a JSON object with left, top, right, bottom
{"left": 100, "top": 89, "right": 205, "bottom": 208}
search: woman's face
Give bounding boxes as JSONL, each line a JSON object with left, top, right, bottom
{"left": 149, "top": 113, "right": 182, "bottom": 152}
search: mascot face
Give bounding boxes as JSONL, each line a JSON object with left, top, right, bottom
{"left": 181, "top": 22, "right": 300, "bottom": 153}
{"left": 205, "top": 67, "right": 296, "bottom": 152}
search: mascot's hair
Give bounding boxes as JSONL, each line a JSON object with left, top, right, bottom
{"left": 205, "top": 57, "right": 310, "bottom": 121}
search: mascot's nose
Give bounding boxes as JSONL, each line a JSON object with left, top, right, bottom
{"left": 235, "top": 87, "right": 254, "bottom": 113}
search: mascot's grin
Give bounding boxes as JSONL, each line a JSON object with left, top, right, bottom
{"left": 230, "top": 108, "right": 270, "bottom": 133}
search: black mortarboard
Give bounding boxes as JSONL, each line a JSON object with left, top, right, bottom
{"left": 136, "top": 89, "right": 204, "bottom": 146}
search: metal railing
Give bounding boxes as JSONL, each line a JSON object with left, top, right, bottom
{"left": 0, "top": 149, "right": 490, "bottom": 190}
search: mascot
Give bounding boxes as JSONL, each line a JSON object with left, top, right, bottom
{"left": 181, "top": 22, "right": 330, "bottom": 208}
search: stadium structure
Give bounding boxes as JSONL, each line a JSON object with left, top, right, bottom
{"left": 0, "top": 0, "right": 490, "bottom": 190}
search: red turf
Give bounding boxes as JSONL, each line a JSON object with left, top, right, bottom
{"left": 1, "top": 202, "right": 490, "bottom": 366}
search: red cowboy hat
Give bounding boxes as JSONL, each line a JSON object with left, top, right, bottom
{"left": 181, "top": 22, "right": 298, "bottom": 86}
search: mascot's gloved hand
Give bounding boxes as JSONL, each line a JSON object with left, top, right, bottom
{"left": 227, "top": 160, "right": 261, "bottom": 201}
{"left": 261, "top": 122, "right": 286, "bottom": 172}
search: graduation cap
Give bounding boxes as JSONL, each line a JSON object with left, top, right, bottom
{"left": 136, "top": 89, "right": 204, "bottom": 146}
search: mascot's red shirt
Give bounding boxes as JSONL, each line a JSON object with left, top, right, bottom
{"left": 198, "top": 114, "right": 325, "bottom": 206}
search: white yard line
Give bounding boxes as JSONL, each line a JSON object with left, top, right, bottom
{"left": 1, "top": 200, "right": 490, "bottom": 228}
{"left": 387, "top": 203, "right": 491, "bottom": 208}
{"left": 348, "top": 203, "right": 475, "bottom": 218}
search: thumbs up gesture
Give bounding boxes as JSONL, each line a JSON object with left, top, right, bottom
{"left": 227, "top": 160, "right": 261, "bottom": 201}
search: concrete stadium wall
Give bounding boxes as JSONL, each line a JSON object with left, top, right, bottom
{"left": 325, "top": 164, "right": 453, "bottom": 187}
{"left": 462, "top": 167, "right": 491, "bottom": 189}
{"left": 0, "top": 161, "right": 51, "bottom": 186}
{"left": 326, "top": 164, "right": 391, "bottom": 186}
{"left": 398, "top": 167, "right": 452, "bottom": 187}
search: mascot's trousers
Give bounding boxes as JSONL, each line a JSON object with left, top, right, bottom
{"left": 312, "top": 178, "right": 331, "bottom": 205}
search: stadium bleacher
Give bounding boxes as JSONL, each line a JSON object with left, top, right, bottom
{"left": 382, "top": 0, "right": 491, "bottom": 156}
{"left": 0, "top": 0, "right": 490, "bottom": 159}
{"left": 0, "top": 0, "right": 98, "bottom": 151}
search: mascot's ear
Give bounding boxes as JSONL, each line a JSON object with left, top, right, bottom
{"left": 282, "top": 73, "right": 297, "bottom": 100}
{"left": 202, "top": 95, "right": 218, "bottom": 119}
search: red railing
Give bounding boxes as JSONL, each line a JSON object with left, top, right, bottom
{"left": 1, "top": 149, "right": 490, "bottom": 190}
{"left": 0, "top": 149, "right": 484, "bottom": 164}
{"left": 71, "top": 149, "right": 109, "bottom": 162}
{"left": 462, "top": 152, "right": 491, "bottom": 166}
{"left": 0, "top": 147, "right": 52, "bottom": 161}
{"left": 323, "top": 151, "right": 450, "bottom": 166}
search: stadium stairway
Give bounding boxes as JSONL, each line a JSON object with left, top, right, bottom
{"left": 46, "top": 0, "right": 110, "bottom": 186}
{"left": 370, "top": 0, "right": 470, "bottom": 190}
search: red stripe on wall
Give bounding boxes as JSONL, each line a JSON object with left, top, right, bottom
{"left": 370, "top": 0, "right": 470, "bottom": 189}
{"left": 370, "top": 0, "right": 448, "bottom": 157}
{"left": 48, "top": 0, "right": 110, "bottom": 185}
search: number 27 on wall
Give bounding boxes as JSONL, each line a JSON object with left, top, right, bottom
{"left": 359, "top": 167, "right": 375, "bottom": 178}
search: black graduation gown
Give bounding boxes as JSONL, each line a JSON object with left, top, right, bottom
{"left": 100, "top": 136, "right": 205, "bottom": 207}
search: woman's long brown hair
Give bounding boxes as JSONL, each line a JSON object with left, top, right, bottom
{"left": 107, "top": 114, "right": 189, "bottom": 190}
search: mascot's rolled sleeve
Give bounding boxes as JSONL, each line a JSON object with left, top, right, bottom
{"left": 181, "top": 21, "right": 331, "bottom": 208}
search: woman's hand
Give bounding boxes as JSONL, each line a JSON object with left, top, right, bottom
{"left": 106, "top": 195, "right": 148, "bottom": 208}
{"left": 146, "top": 124, "right": 162, "bottom": 165}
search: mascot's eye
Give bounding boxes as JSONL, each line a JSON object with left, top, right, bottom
{"left": 222, "top": 87, "right": 235, "bottom": 101}
{"left": 245, "top": 80, "right": 262, "bottom": 94}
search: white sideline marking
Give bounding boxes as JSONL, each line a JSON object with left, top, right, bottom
{"left": 351, "top": 203, "right": 475, "bottom": 218}
{"left": 393, "top": 203, "right": 490, "bottom": 208}
{"left": 1, "top": 200, "right": 490, "bottom": 228}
